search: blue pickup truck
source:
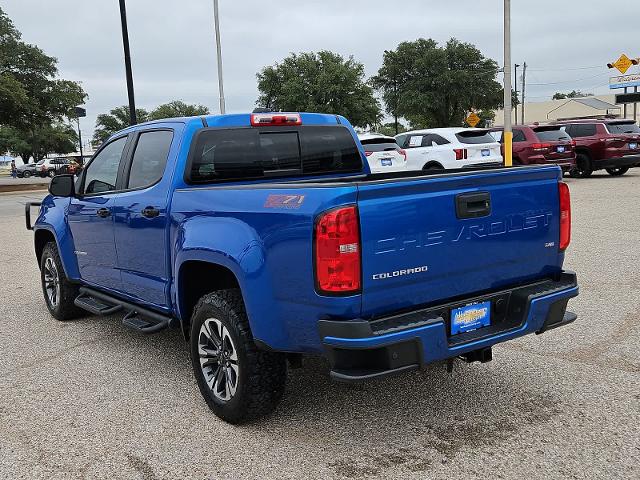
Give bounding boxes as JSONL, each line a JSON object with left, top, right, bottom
{"left": 27, "top": 112, "right": 578, "bottom": 423}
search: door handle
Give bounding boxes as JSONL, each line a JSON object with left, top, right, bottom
{"left": 141, "top": 206, "right": 160, "bottom": 218}
{"left": 96, "top": 208, "right": 111, "bottom": 218}
{"left": 455, "top": 192, "right": 491, "bottom": 219}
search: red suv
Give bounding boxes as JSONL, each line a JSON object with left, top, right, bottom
{"left": 489, "top": 125, "right": 576, "bottom": 172}
{"left": 554, "top": 119, "right": 640, "bottom": 177}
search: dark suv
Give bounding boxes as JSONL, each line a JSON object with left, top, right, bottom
{"left": 554, "top": 119, "right": 640, "bottom": 177}
{"left": 490, "top": 125, "right": 576, "bottom": 172}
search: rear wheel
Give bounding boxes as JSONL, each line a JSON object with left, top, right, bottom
{"left": 48, "top": 170, "right": 56, "bottom": 178}
{"left": 422, "top": 163, "right": 444, "bottom": 171}
{"left": 605, "top": 167, "right": 629, "bottom": 176}
{"left": 570, "top": 153, "right": 593, "bottom": 178}
{"left": 40, "top": 242, "right": 83, "bottom": 320}
{"left": 190, "top": 289, "right": 287, "bottom": 424}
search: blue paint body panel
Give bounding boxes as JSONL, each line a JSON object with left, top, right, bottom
{"left": 33, "top": 112, "right": 578, "bottom": 365}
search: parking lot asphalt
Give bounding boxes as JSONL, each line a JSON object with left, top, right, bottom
{"left": 0, "top": 171, "right": 638, "bottom": 480}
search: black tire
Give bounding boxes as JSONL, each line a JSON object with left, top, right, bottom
{"left": 40, "top": 242, "right": 83, "bottom": 320}
{"left": 605, "top": 167, "right": 629, "bottom": 176}
{"left": 190, "top": 289, "right": 287, "bottom": 424}
{"left": 23, "top": 170, "right": 32, "bottom": 178}
{"left": 423, "top": 163, "right": 444, "bottom": 171}
{"left": 48, "top": 169, "right": 56, "bottom": 178}
{"left": 570, "top": 153, "right": 593, "bottom": 178}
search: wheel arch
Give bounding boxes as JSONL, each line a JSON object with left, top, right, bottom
{"left": 176, "top": 259, "right": 242, "bottom": 340}
{"left": 422, "top": 161, "right": 444, "bottom": 170}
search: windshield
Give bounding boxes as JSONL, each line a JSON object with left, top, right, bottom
{"left": 534, "top": 127, "right": 572, "bottom": 142}
{"left": 607, "top": 122, "right": 640, "bottom": 134}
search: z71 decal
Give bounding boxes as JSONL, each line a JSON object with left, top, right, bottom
{"left": 264, "top": 194, "right": 306, "bottom": 209}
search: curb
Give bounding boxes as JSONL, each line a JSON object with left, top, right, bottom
{"left": 0, "top": 184, "right": 49, "bottom": 194}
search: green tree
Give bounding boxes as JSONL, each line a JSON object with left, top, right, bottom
{"left": 372, "top": 38, "right": 502, "bottom": 129}
{"left": 149, "top": 100, "right": 209, "bottom": 120}
{"left": 374, "top": 121, "right": 408, "bottom": 137}
{"left": 0, "top": 123, "right": 77, "bottom": 161}
{"left": 552, "top": 90, "right": 593, "bottom": 100}
{"left": 0, "top": 7, "right": 86, "bottom": 161}
{"left": 256, "top": 51, "right": 381, "bottom": 128}
{"left": 93, "top": 106, "right": 149, "bottom": 145}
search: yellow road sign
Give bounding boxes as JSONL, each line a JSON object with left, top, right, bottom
{"left": 466, "top": 112, "right": 481, "bottom": 128}
{"left": 612, "top": 54, "right": 633, "bottom": 75}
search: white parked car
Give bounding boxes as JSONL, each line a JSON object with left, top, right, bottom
{"left": 358, "top": 134, "right": 408, "bottom": 173}
{"left": 395, "top": 128, "right": 503, "bottom": 171}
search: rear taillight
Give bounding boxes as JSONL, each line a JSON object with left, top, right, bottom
{"left": 454, "top": 148, "right": 468, "bottom": 160}
{"left": 314, "top": 205, "right": 361, "bottom": 294}
{"left": 532, "top": 143, "right": 551, "bottom": 151}
{"left": 559, "top": 182, "right": 571, "bottom": 251}
{"left": 250, "top": 113, "right": 302, "bottom": 126}
{"left": 571, "top": 140, "right": 577, "bottom": 148}
{"left": 398, "top": 149, "right": 407, "bottom": 162}
{"left": 364, "top": 151, "right": 373, "bottom": 157}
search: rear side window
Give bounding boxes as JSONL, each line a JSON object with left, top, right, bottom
{"left": 188, "top": 126, "right": 362, "bottom": 182}
{"left": 127, "top": 130, "right": 173, "bottom": 189}
{"left": 455, "top": 130, "right": 497, "bottom": 144}
{"left": 607, "top": 122, "right": 640, "bottom": 134}
{"left": 567, "top": 124, "right": 597, "bottom": 137}
{"left": 534, "top": 127, "right": 571, "bottom": 142}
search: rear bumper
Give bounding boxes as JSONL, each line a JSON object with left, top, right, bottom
{"left": 594, "top": 154, "right": 640, "bottom": 169}
{"left": 319, "top": 272, "right": 578, "bottom": 382}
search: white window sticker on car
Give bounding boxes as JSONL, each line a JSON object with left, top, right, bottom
{"left": 409, "top": 136, "right": 423, "bottom": 147}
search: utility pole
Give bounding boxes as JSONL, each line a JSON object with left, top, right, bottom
{"left": 118, "top": 0, "right": 137, "bottom": 125}
{"left": 521, "top": 62, "right": 527, "bottom": 124}
{"left": 213, "top": 0, "right": 226, "bottom": 114}
{"left": 503, "top": 0, "right": 513, "bottom": 167}
{"left": 514, "top": 63, "right": 520, "bottom": 125}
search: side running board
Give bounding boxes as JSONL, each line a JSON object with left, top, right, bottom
{"left": 74, "top": 287, "right": 177, "bottom": 334}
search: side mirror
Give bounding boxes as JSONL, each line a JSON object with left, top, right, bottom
{"left": 49, "top": 174, "right": 75, "bottom": 197}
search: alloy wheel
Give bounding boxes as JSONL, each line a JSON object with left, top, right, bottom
{"left": 198, "top": 318, "right": 239, "bottom": 401}
{"left": 43, "top": 257, "right": 60, "bottom": 308}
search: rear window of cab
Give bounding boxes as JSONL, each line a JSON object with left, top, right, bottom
{"left": 187, "top": 126, "right": 363, "bottom": 183}
{"left": 533, "top": 127, "right": 572, "bottom": 142}
{"left": 456, "top": 130, "right": 497, "bottom": 144}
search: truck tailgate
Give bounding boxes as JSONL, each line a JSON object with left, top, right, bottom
{"left": 357, "top": 167, "right": 564, "bottom": 316}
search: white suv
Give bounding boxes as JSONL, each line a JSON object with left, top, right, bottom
{"left": 358, "top": 134, "right": 408, "bottom": 174}
{"left": 395, "top": 128, "right": 503, "bottom": 171}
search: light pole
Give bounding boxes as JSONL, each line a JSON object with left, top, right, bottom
{"left": 514, "top": 63, "right": 520, "bottom": 125}
{"left": 503, "top": 0, "right": 513, "bottom": 167}
{"left": 213, "top": 0, "right": 226, "bottom": 114}
{"left": 118, "top": 0, "right": 137, "bottom": 125}
{"left": 75, "top": 107, "right": 86, "bottom": 164}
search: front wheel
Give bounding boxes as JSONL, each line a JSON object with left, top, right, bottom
{"left": 190, "top": 289, "right": 287, "bottom": 424}
{"left": 23, "top": 170, "right": 32, "bottom": 178}
{"left": 40, "top": 242, "right": 83, "bottom": 320}
{"left": 605, "top": 167, "right": 629, "bottom": 176}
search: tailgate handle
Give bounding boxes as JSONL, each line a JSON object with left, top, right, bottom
{"left": 456, "top": 192, "right": 491, "bottom": 219}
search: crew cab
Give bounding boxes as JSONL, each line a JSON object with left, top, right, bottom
{"left": 489, "top": 125, "right": 576, "bottom": 172}
{"left": 554, "top": 118, "right": 640, "bottom": 177}
{"left": 396, "top": 128, "right": 503, "bottom": 171}
{"left": 27, "top": 112, "right": 579, "bottom": 423}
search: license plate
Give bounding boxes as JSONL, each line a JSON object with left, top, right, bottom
{"left": 451, "top": 301, "right": 491, "bottom": 335}
{"left": 557, "top": 146, "right": 565, "bottom": 153}
{"left": 630, "top": 142, "right": 638, "bottom": 150}
{"left": 381, "top": 158, "right": 393, "bottom": 166}
{"left": 481, "top": 149, "right": 490, "bottom": 157}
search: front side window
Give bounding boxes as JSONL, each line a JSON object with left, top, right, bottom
{"left": 127, "top": 131, "right": 173, "bottom": 189}
{"left": 568, "top": 124, "right": 597, "bottom": 137}
{"left": 83, "top": 136, "right": 127, "bottom": 194}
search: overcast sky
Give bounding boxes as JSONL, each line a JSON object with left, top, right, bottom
{"left": 3, "top": 0, "right": 635, "bottom": 144}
